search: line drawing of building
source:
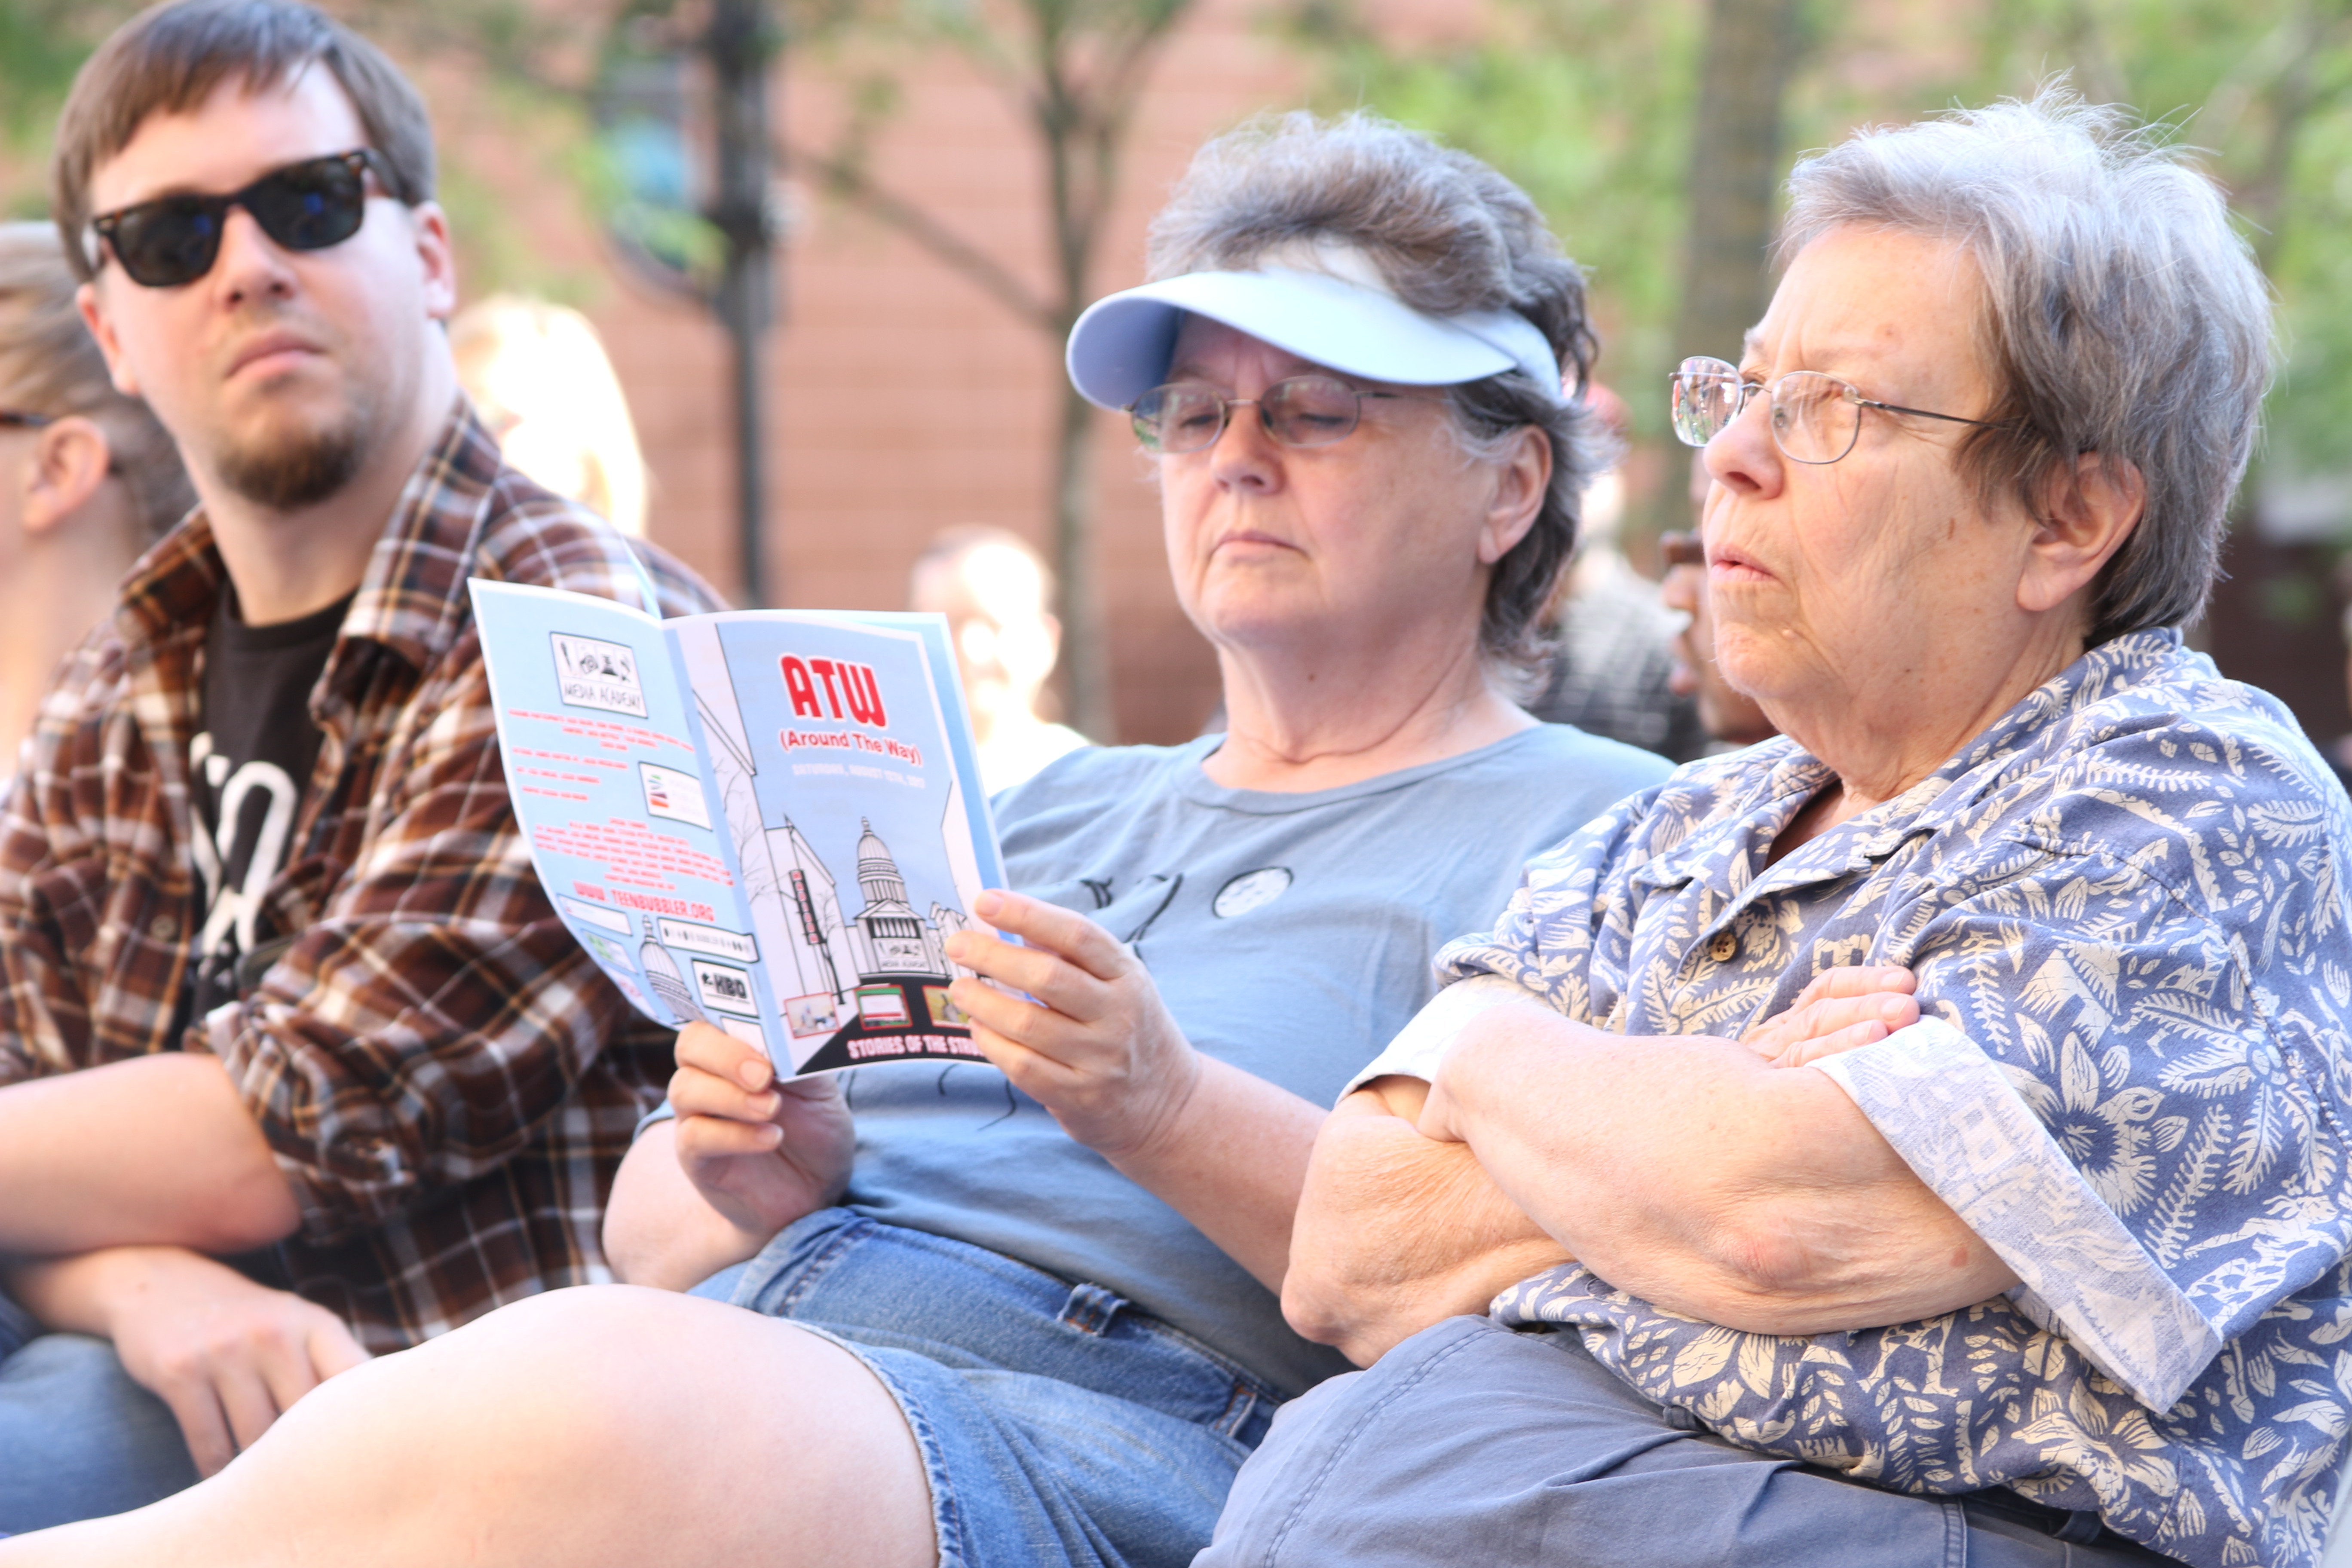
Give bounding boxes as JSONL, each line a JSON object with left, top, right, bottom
{"left": 768, "top": 812, "right": 852, "bottom": 1002}
{"left": 640, "top": 938, "right": 701, "bottom": 1023}
{"left": 846, "top": 818, "right": 951, "bottom": 982}
{"left": 671, "top": 626, "right": 983, "bottom": 1058}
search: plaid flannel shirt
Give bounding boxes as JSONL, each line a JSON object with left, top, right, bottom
{"left": 0, "top": 401, "right": 722, "bottom": 1351}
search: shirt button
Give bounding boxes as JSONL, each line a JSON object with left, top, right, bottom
{"left": 1708, "top": 929, "right": 1739, "bottom": 964}
{"left": 150, "top": 914, "right": 178, "bottom": 940}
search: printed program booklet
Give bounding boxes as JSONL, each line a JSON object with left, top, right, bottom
{"left": 470, "top": 576, "right": 1006, "bottom": 1077}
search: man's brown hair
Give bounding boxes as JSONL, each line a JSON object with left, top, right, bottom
{"left": 50, "top": 0, "right": 435, "bottom": 282}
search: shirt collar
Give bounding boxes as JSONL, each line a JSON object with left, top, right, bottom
{"left": 1642, "top": 628, "right": 2195, "bottom": 901}
{"left": 114, "top": 398, "right": 500, "bottom": 677}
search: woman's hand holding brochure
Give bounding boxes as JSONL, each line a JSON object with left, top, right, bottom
{"left": 941, "top": 888, "right": 1325, "bottom": 1292}
{"left": 942, "top": 889, "right": 1202, "bottom": 1164}
{"left": 668, "top": 1022, "right": 856, "bottom": 1243}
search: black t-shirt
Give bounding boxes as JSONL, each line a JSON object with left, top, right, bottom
{"left": 185, "top": 588, "right": 351, "bottom": 1024}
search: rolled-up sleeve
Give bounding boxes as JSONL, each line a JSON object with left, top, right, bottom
{"left": 207, "top": 640, "right": 630, "bottom": 1243}
{"left": 0, "top": 645, "right": 163, "bottom": 1089}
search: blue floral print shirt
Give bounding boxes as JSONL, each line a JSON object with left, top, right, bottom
{"left": 1412, "top": 630, "right": 2352, "bottom": 1568}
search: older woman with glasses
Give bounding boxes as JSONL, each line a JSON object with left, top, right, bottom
{"left": 0, "top": 113, "right": 1675, "bottom": 1568}
{"left": 1199, "top": 90, "right": 2352, "bottom": 1568}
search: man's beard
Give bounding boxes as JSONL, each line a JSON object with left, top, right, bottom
{"left": 214, "top": 402, "right": 372, "bottom": 511}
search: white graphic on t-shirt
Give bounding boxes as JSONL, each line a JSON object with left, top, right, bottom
{"left": 1212, "top": 867, "right": 1293, "bottom": 919}
{"left": 189, "top": 732, "right": 300, "bottom": 964}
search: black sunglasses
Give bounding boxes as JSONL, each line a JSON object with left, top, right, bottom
{"left": 90, "top": 150, "right": 390, "bottom": 288}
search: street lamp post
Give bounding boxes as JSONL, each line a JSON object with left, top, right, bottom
{"left": 704, "top": 0, "right": 776, "bottom": 608}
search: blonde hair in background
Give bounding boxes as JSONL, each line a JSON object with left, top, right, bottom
{"left": 450, "top": 294, "right": 649, "bottom": 536}
{"left": 0, "top": 222, "right": 192, "bottom": 539}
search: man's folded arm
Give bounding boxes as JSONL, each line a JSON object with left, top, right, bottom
{"left": 208, "top": 653, "right": 642, "bottom": 1245}
{"left": 0, "top": 798, "right": 297, "bottom": 1255}
{"left": 0, "top": 1055, "right": 299, "bottom": 1255}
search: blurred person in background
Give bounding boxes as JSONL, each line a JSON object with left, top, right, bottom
{"left": 450, "top": 292, "right": 648, "bottom": 536}
{"left": 1527, "top": 387, "right": 1707, "bottom": 762}
{"left": 0, "top": 222, "right": 193, "bottom": 777}
{"left": 1660, "top": 454, "right": 1775, "bottom": 751}
{"left": 907, "top": 524, "right": 1090, "bottom": 793}
{"left": 0, "top": 110, "right": 1682, "bottom": 1568}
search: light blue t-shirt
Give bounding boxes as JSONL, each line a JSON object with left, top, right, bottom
{"left": 836, "top": 724, "right": 1670, "bottom": 1396}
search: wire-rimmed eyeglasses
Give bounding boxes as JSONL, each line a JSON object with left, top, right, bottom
{"left": 0, "top": 410, "right": 54, "bottom": 431}
{"left": 1128, "top": 375, "right": 1446, "bottom": 455}
{"left": 1669, "top": 355, "right": 2002, "bottom": 465}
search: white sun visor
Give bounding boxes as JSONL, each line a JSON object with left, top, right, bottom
{"left": 1064, "top": 264, "right": 1563, "bottom": 412}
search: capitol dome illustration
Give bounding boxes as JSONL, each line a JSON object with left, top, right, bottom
{"left": 846, "top": 820, "right": 951, "bottom": 981}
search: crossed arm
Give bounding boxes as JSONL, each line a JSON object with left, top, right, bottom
{"left": 0, "top": 1055, "right": 364, "bottom": 1473}
{"left": 0, "top": 1053, "right": 297, "bottom": 1256}
{"left": 1284, "top": 976, "right": 2018, "bottom": 1366}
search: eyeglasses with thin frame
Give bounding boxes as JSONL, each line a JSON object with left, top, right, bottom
{"left": 1669, "top": 355, "right": 2003, "bottom": 465}
{"left": 0, "top": 411, "right": 54, "bottom": 431}
{"left": 1127, "top": 374, "right": 1446, "bottom": 454}
{"left": 90, "top": 150, "right": 392, "bottom": 289}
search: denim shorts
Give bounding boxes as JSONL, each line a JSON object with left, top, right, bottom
{"left": 702, "top": 1207, "right": 1281, "bottom": 1568}
{"left": 1198, "top": 1314, "right": 2182, "bottom": 1568}
{"left": 0, "top": 1287, "right": 198, "bottom": 1530}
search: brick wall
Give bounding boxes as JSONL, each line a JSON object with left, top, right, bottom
{"left": 566, "top": 0, "right": 1317, "bottom": 745}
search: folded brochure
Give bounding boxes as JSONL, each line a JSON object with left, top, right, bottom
{"left": 470, "top": 574, "right": 1006, "bottom": 1076}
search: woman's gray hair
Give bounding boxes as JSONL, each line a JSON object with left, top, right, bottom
{"left": 1147, "top": 111, "right": 1606, "bottom": 688}
{"left": 1781, "top": 85, "right": 2273, "bottom": 644}
{"left": 0, "top": 221, "right": 192, "bottom": 540}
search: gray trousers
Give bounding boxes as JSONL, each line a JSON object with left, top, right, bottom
{"left": 0, "top": 1288, "right": 199, "bottom": 1532}
{"left": 1196, "top": 1314, "right": 2179, "bottom": 1568}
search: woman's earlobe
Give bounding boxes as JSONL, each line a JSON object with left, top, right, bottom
{"left": 1478, "top": 426, "right": 1551, "bottom": 564}
{"left": 21, "top": 418, "right": 116, "bottom": 535}
{"left": 2051, "top": 452, "right": 2145, "bottom": 556}
{"left": 2019, "top": 452, "right": 2144, "bottom": 613}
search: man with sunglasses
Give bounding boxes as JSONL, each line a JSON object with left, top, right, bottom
{"left": 0, "top": 0, "right": 717, "bottom": 1528}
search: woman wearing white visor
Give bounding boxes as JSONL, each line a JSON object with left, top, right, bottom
{"left": 0, "top": 114, "right": 1681, "bottom": 1568}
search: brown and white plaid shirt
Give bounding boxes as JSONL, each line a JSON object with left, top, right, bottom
{"left": 0, "top": 402, "right": 722, "bottom": 1351}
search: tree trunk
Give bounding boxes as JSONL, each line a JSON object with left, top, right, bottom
{"left": 1043, "top": 108, "right": 1118, "bottom": 742}
{"left": 1050, "top": 374, "right": 1109, "bottom": 739}
{"left": 1670, "top": 0, "right": 1806, "bottom": 372}
{"left": 1038, "top": 28, "right": 1123, "bottom": 744}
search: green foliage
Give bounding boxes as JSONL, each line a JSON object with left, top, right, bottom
{"left": 1284, "top": 0, "right": 2352, "bottom": 527}
{"left": 1281, "top": 0, "right": 1703, "bottom": 438}
{"left": 0, "top": 0, "right": 125, "bottom": 149}
{"left": 0, "top": 0, "right": 138, "bottom": 219}
{"left": 2269, "top": 128, "right": 2352, "bottom": 471}
{"left": 1940, "top": 0, "right": 2352, "bottom": 501}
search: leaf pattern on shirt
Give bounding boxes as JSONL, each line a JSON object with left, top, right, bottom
{"left": 1447, "top": 631, "right": 2352, "bottom": 1568}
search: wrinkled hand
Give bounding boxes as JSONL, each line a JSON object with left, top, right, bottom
{"left": 1742, "top": 965, "right": 1920, "bottom": 1068}
{"left": 95, "top": 1245, "right": 369, "bottom": 1476}
{"left": 1417, "top": 969, "right": 1923, "bottom": 1144}
{"left": 1285, "top": 1078, "right": 1571, "bottom": 1366}
{"left": 943, "top": 888, "right": 1199, "bottom": 1161}
{"left": 670, "top": 1021, "right": 854, "bottom": 1242}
